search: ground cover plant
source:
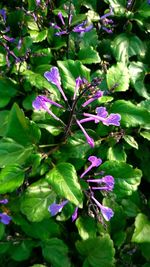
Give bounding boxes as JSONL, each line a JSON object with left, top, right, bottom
{"left": 0, "top": 0, "right": 150, "bottom": 266}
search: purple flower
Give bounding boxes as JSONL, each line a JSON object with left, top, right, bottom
{"left": 80, "top": 156, "right": 102, "bottom": 178}
{"left": 87, "top": 175, "right": 114, "bottom": 191}
{"left": 36, "top": 0, "right": 41, "bottom": 5}
{"left": 80, "top": 106, "right": 121, "bottom": 126}
{"left": 44, "top": 67, "right": 67, "bottom": 101}
{"left": 148, "top": 0, "right": 150, "bottom": 4}
{"left": 72, "top": 207, "right": 78, "bottom": 222}
{"left": 100, "top": 8, "right": 114, "bottom": 34}
{"left": 55, "top": 30, "right": 68, "bottom": 36}
{"left": 58, "top": 12, "right": 65, "bottom": 25}
{"left": 100, "top": 8, "right": 114, "bottom": 20}
{"left": 73, "top": 76, "right": 87, "bottom": 100}
{"left": 76, "top": 119, "right": 95, "bottom": 148}
{"left": 82, "top": 90, "right": 103, "bottom": 107}
{"left": 0, "top": 9, "right": 6, "bottom": 22}
{"left": 73, "top": 21, "right": 93, "bottom": 33}
{"left": 127, "top": 0, "right": 132, "bottom": 8}
{"left": 0, "top": 199, "right": 8, "bottom": 204}
{"left": 91, "top": 196, "right": 114, "bottom": 221}
{"left": 32, "top": 95, "right": 63, "bottom": 121}
{"left": 3, "top": 35, "right": 15, "bottom": 42}
{"left": 48, "top": 200, "right": 68, "bottom": 216}
{"left": 101, "top": 27, "right": 113, "bottom": 34}
{"left": 0, "top": 213, "right": 11, "bottom": 225}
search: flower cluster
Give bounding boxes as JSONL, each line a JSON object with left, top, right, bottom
{"left": 0, "top": 198, "right": 11, "bottom": 225}
{"left": 100, "top": 8, "right": 114, "bottom": 34}
{"left": 32, "top": 65, "right": 120, "bottom": 224}
{"left": 33, "top": 66, "right": 121, "bottom": 147}
{"left": 50, "top": 11, "right": 93, "bottom": 36}
{"left": 48, "top": 156, "right": 115, "bottom": 222}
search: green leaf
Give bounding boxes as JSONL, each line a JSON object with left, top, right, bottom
{"left": 129, "top": 62, "right": 150, "bottom": 99}
{"left": 79, "top": 29, "right": 99, "bottom": 49}
{"left": 46, "top": 163, "right": 83, "bottom": 207}
{"left": 22, "top": 70, "right": 59, "bottom": 97}
{"left": 0, "top": 111, "right": 9, "bottom": 137}
{"left": 78, "top": 46, "right": 101, "bottom": 64}
{"left": 5, "top": 103, "right": 41, "bottom": 146}
{"left": 0, "top": 138, "right": 33, "bottom": 167}
{"left": 30, "top": 48, "right": 53, "bottom": 65}
{"left": 111, "top": 100, "right": 150, "bottom": 128}
{"left": 57, "top": 60, "right": 90, "bottom": 94}
{"left": 132, "top": 213, "right": 150, "bottom": 243}
{"left": 10, "top": 240, "right": 35, "bottom": 261}
{"left": 0, "top": 165, "right": 24, "bottom": 194}
{"left": 76, "top": 235, "right": 115, "bottom": 267}
{"left": 17, "top": 217, "right": 60, "bottom": 240}
{"left": 107, "top": 0, "right": 126, "bottom": 14}
{"left": 0, "top": 53, "right": 6, "bottom": 67}
{"left": 0, "top": 224, "right": 5, "bottom": 240}
{"left": 140, "top": 243, "right": 150, "bottom": 261}
{"left": 38, "top": 123, "right": 62, "bottom": 136}
{"left": 107, "top": 145, "right": 127, "bottom": 162}
{"left": 29, "top": 29, "right": 47, "bottom": 43}
{"left": 123, "top": 135, "right": 139, "bottom": 149}
{"left": 107, "top": 62, "right": 130, "bottom": 92}
{"left": 99, "top": 161, "right": 142, "bottom": 198}
{"left": 41, "top": 238, "right": 70, "bottom": 267}
{"left": 140, "top": 131, "right": 150, "bottom": 141}
{"left": 0, "top": 78, "right": 17, "bottom": 108}
{"left": 76, "top": 216, "right": 97, "bottom": 240}
{"left": 20, "top": 179, "right": 56, "bottom": 222}
{"left": 111, "top": 33, "right": 145, "bottom": 63}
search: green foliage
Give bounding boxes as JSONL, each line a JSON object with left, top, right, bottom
{"left": 46, "top": 163, "right": 83, "bottom": 207}
{"left": 132, "top": 213, "right": 150, "bottom": 243}
{"left": 0, "top": 164, "right": 24, "bottom": 194}
{"left": 41, "top": 238, "right": 71, "bottom": 267}
{"left": 20, "top": 179, "right": 56, "bottom": 222}
{"left": 0, "top": 0, "right": 150, "bottom": 266}
{"left": 76, "top": 235, "right": 115, "bottom": 267}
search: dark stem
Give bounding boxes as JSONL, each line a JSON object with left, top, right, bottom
{"left": 64, "top": 83, "right": 92, "bottom": 138}
{"left": 66, "top": 0, "right": 72, "bottom": 59}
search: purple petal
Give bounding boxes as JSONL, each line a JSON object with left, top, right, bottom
{"left": 32, "top": 95, "right": 62, "bottom": 121}
{"left": 103, "top": 113, "right": 121, "bottom": 126}
{"left": 0, "top": 9, "right": 6, "bottom": 22}
{"left": 72, "top": 207, "right": 78, "bottom": 222}
{"left": 76, "top": 119, "right": 94, "bottom": 148}
{"left": 100, "top": 9, "right": 114, "bottom": 20}
{"left": 82, "top": 90, "right": 103, "bottom": 107}
{"left": 73, "top": 21, "right": 93, "bottom": 33}
{"left": 0, "top": 199, "right": 8, "bottom": 204}
{"left": 44, "top": 67, "right": 67, "bottom": 101}
{"left": 96, "top": 107, "right": 108, "bottom": 118}
{"left": 36, "top": 0, "right": 41, "bottom": 5}
{"left": 80, "top": 156, "right": 102, "bottom": 178}
{"left": 48, "top": 200, "right": 68, "bottom": 216}
{"left": 58, "top": 12, "right": 65, "bottom": 25}
{"left": 3, "top": 35, "right": 15, "bottom": 42}
{"left": 55, "top": 30, "right": 68, "bottom": 36}
{"left": 44, "top": 67, "right": 61, "bottom": 87}
{"left": 101, "top": 26, "right": 113, "bottom": 34}
{"left": 69, "top": 14, "right": 73, "bottom": 25}
{"left": 100, "top": 205, "right": 114, "bottom": 221}
{"left": 87, "top": 175, "right": 114, "bottom": 191}
{"left": 73, "top": 76, "right": 87, "bottom": 100}
{"left": 88, "top": 156, "right": 102, "bottom": 167}
{"left": 0, "top": 213, "right": 11, "bottom": 225}
{"left": 91, "top": 196, "right": 114, "bottom": 221}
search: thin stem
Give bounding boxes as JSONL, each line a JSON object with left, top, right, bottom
{"left": 64, "top": 83, "right": 92, "bottom": 138}
{"left": 66, "top": 0, "right": 72, "bottom": 59}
